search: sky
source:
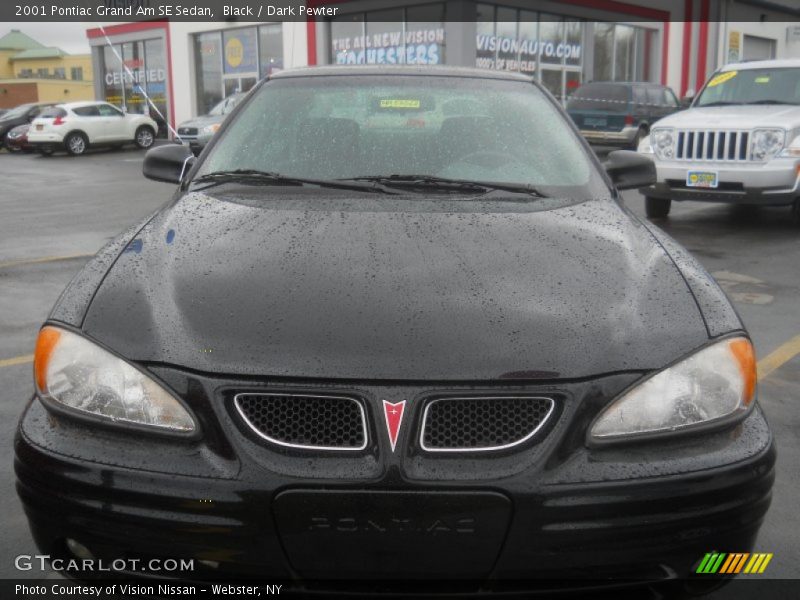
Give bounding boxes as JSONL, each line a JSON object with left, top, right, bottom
{"left": 6, "top": 22, "right": 93, "bottom": 54}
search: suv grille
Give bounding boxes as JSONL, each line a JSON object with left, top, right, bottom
{"left": 178, "top": 127, "right": 198, "bottom": 136}
{"left": 420, "top": 396, "right": 555, "bottom": 452}
{"left": 675, "top": 130, "right": 750, "bottom": 162}
{"left": 234, "top": 393, "right": 367, "bottom": 451}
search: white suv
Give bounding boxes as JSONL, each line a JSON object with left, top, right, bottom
{"left": 638, "top": 58, "right": 800, "bottom": 221}
{"left": 28, "top": 101, "right": 158, "bottom": 156}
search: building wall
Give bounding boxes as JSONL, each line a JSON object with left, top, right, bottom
{"left": 34, "top": 80, "right": 94, "bottom": 103}
{"left": 10, "top": 54, "right": 93, "bottom": 81}
{"left": 0, "top": 50, "right": 16, "bottom": 78}
{"left": 0, "top": 81, "right": 37, "bottom": 108}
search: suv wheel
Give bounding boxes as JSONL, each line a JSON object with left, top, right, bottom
{"left": 135, "top": 126, "right": 155, "bottom": 149}
{"left": 65, "top": 132, "right": 88, "bottom": 156}
{"left": 645, "top": 196, "right": 671, "bottom": 218}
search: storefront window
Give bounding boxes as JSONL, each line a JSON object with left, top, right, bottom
{"left": 144, "top": 38, "right": 168, "bottom": 137}
{"left": 259, "top": 24, "right": 283, "bottom": 77}
{"left": 329, "top": 4, "right": 445, "bottom": 65}
{"left": 194, "top": 32, "right": 223, "bottom": 115}
{"left": 122, "top": 41, "right": 145, "bottom": 114}
{"left": 95, "top": 34, "right": 170, "bottom": 137}
{"left": 194, "top": 26, "right": 284, "bottom": 116}
{"left": 593, "top": 23, "right": 652, "bottom": 83}
{"left": 101, "top": 44, "right": 124, "bottom": 109}
{"left": 474, "top": 6, "right": 583, "bottom": 101}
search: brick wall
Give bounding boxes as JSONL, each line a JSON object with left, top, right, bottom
{"left": 0, "top": 82, "right": 38, "bottom": 108}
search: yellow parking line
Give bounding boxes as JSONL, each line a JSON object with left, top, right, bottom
{"left": 0, "top": 253, "right": 93, "bottom": 269}
{"left": 758, "top": 334, "right": 800, "bottom": 381}
{"left": 0, "top": 354, "right": 34, "bottom": 368}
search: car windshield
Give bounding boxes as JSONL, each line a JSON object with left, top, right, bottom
{"left": 208, "top": 95, "right": 241, "bottom": 116}
{"left": 566, "top": 84, "right": 631, "bottom": 113}
{"left": 3, "top": 104, "right": 34, "bottom": 118}
{"left": 198, "top": 74, "right": 607, "bottom": 199}
{"left": 695, "top": 67, "right": 800, "bottom": 106}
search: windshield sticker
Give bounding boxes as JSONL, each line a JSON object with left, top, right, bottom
{"left": 754, "top": 76, "right": 771, "bottom": 84}
{"left": 379, "top": 99, "right": 421, "bottom": 109}
{"left": 707, "top": 71, "right": 738, "bottom": 87}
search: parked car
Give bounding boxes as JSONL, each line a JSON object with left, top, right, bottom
{"left": 5, "top": 124, "right": 34, "bottom": 153}
{"left": 27, "top": 102, "right": 158, "bottom": 156}
{"left": 17, "top": 66, "right": 773, "bottom": 594}
{"left": 0, "top": 102, "right": 56, "bottom": 148}
{"left": 177, "top": 93, "right": 244, "bottom": 155}
{"left": 639, "top": 58, "right": 800, "bottom": 220}
{"left": 567, "top": 81, "right": 680, "bottom": 149}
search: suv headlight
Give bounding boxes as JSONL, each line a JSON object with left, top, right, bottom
{"left": 750, "top": 128, "right": 785, "bottom": 161}
{"left": 34, "top": 326, "right": 196, "bottom": 433}
{"left": 589, "top": 337, "right": 755, "bottom": 444}
{"left": 778, "top": 133, "right": 800, "bottom": 157}
{"left": 200, "top": 123, "right": 221, "bottom": 136}
{"left": 651, "top": 128, "right": 675, "bottom": 160}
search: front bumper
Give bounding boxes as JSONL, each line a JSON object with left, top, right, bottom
{"left": 15, "top": 368, "right": 775, "bottom": 592}
{"left": 641, "top": 158, "right": 800, "bottom": 205}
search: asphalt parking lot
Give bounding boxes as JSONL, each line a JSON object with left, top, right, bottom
{"left": 0, "top": 148, "right": 798, "bottom": 588}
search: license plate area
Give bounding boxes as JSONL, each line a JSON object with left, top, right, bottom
{"left": 686, "top": 170, "right": 718, "bottom": 188}
{"left": 35, "top": 124, "right": 43, "bottom": 131}
{"left": 273, "top": 490, "right": 511, "bottom": 580}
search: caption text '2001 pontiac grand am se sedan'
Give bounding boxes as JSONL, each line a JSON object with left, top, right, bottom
{"left": 15, "top": 66, "right": 774, "bottom": 597}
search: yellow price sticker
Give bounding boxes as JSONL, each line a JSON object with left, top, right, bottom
{"left": 707, "top": 71, "right": 738, "bottom": 87}
{"left": 755, "top": 76, "right": 770, "bottom": 84}
{"left": 379, "top": 99, "right": 421, "bottom": 109}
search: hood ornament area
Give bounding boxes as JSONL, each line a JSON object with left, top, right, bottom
{"left": 382, "top": 400, "right": 406, "bottom": 452}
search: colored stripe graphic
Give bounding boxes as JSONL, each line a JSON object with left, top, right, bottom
{"left": 697, "top": 552, "right": 773, "bottom": 574}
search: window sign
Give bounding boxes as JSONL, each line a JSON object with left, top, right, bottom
{"left": 223, "top": 28, "right": 258, "bottom": 74}
{"left": 333, "top": 27, "right": 445, "bottom": 65}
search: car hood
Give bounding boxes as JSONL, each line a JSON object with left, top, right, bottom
{"left": 178, "top": 115, "right": 222, "bottom": 129}
{"left": 81, "top": 192, "right": 710, "bottom": 381}
{"left": 655, "top": 104, "right": 800, "bottom": 129}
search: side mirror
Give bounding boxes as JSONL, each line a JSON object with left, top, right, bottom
{"left": 603, "top": 150, "right": 656, "bottom": 191}
{"left": 143, "top": 144, "right": 195, "bottom": 184}
{"left": 679, "top": 96, "right": 693, "bottom": 109}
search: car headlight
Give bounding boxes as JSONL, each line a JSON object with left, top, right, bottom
{"left": 651, "top": 128, "right": 675, "bottom": 160}
{"left": 778, "top": 133, "right": 800, "bottom": 158}
{"left": 589, "top": 337, "right": 756, "bottom": 444}
{"left": 200, "top": 123, "right": 221, "bottom": 136}
{"left": 34, "top": 326, "right": 195, "bottom": 433}
{"left": 750, "top": 128, "right": 785, "bottom": 161}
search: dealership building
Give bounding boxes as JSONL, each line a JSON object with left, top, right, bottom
{"left": 86, "top": 0, "right": 800, "bottom": 137}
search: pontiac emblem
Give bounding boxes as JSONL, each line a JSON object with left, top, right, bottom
{"left": 382, "top": 400, "right": 406, "bottom": 452}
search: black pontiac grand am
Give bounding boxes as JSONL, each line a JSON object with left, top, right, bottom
{"left": 16, "top": 67, "right": 774, "bottom": 595}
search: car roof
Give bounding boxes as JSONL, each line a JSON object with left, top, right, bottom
{"left": 59, "top": 101, "right": 113, "bottom": 109}
{"left": 270, "top": 64, "right": 534, "bottom": 82}
{"left": 721, "top": 58, "right": 800, "bottom": 71}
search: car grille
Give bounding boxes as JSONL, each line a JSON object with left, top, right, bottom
{"left": 420, "top": 396, "right": 555, "bottom": 452}
{"left": 675, "top": 129, "right": 750, "bottom": 162}
{"left": 234, "top": 392, "right": 368, "bottom": 451}
{"left": 178, "top": 127, "right": 198, "bottom": 136}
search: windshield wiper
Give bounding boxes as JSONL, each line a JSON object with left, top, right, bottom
{"left": 191, "top": 169, "right": 398, "bottom": 194}
{"left": 340, "top": 174, "right": 547, "bottom": 197}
